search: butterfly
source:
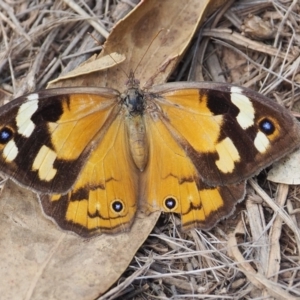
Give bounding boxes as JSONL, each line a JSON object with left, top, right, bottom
{"left": 0, "top": 72, "right": 299, "bottom": 237}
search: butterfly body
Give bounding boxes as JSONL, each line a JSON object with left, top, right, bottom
{"left": 123, "top": 77, "right": 149, "bottom": 171}
{"left": 0, "top": 80, "right": 299, "bottom": 236}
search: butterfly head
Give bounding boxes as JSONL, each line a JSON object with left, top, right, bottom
{"left": 126, "top": 70, "right": 140, "bottom": 89}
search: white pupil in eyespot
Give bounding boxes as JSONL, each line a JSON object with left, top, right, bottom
{"left": 165, "top": 198, "right": 176, "bottom": 209}
{"left": 112, "top": 201, "right": 123, "bottom": 212}
{"left": 0, "top": 128, "right": 12, "bottom": 142}
{"left": 260, "top": 119, "right": 275, "bottom": 134}
{"left": 262, "top": 121, "right": 271, "bottom": 130}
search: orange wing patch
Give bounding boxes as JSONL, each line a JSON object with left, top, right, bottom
{"left": 159, "top": 89, "right": 224, "bottom": 153}
{"left": 48, "top": 94, "right": 118, "bottom": 160}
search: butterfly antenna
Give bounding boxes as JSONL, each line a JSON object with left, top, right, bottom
{"left": 133, "top": 29, "right": 164, "bottom": 75}
{"left": 107, "top": 51, "right": 129, "bottom": 78}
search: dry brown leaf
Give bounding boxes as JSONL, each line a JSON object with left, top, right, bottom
{"left": 0, "top": 181, "right": 158, "bottom": 299}
{"left": 49, "top": 53, "right": 125, "bottom": 84}
{"left": 0, "top": 0, "right": 228, "bottom": 298}
{"left": 49, "top": 0, "right": 227, "bottom": 91}
{"left": 267, "top": 150, "right": 300, "bottom": 185}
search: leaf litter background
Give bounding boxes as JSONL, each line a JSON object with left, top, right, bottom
{"left": 1, "top": 0, "right": 300, "bottom": 299}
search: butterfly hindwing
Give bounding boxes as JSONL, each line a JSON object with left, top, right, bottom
{"left": 141, "top": 114, "right": 246, "bottom": 230}
{"left": 40, "top": 113, "right": 138, "bottom": 236}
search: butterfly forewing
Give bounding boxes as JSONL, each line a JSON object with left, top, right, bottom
{"left": 0, "top": 88, "right": 121, "bottom": 193}
{"left": 149, "top": 82, "right": 300, "bottom": 185}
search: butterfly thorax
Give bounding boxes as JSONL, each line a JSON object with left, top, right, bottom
{"left": 124, "top": 71, "right": 145, "bottom": 114}
{"left": 123, "top": 77, "right": 148, "bottom": 172}
{"left": 125, "top": 87, "right": 145, "bottom": 115}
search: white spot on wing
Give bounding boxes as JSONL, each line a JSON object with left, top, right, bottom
{"left": 16, "top": 94, "right": 39, "bottom": 137}
{"left": 215, "top": 137, "right": 240, "bottom": 173}
{"left": 3, "top": 140, "right": 18, "bottom": 162}
{"left": 231, "top": 87, "right": 255, "bottom": 129}
{"left": 32, "top": 145, "right": 57, "bottom": 181}
{"left": 254, "top": 132, "right": 270, "bottom": 153}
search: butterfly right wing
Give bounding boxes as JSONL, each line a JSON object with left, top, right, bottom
{"left": 140, "top": 82, "right": 300, "bottom": 231}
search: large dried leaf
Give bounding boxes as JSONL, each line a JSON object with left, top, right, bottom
{"left": 49, "top": 53, "right": 125, "bottom": 84}
{"left": 0, "top": 0, "right": 227, "bottom": 298}
{"left": 49, "top": 0, "right": 227, "bottom": 90}
{"left": 0, "top": 181, "right": 158, "bottom": 299}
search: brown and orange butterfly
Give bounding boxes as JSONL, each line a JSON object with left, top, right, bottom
{"left": 0, "top": 73, "right": 299, "bottom": 237}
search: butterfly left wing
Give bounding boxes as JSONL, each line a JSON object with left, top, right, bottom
{"left": 0, "top": 88, "right": 139, "bottom": 236}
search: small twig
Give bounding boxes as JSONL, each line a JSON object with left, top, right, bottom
{"left": 0, "top": 0, "right": 31, "bottom": 41}
{"left": 63, "top": 0, "right": 109, "bottom": 38}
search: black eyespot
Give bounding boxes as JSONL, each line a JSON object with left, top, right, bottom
{"left": 259, "top": 118, "right": 275, "bottom": 135}
{"left": 0, "top": 127, "right": 13, "bottom": 144}
{"left": 111, "top": 200, "right": 124, "bottom": 213}
{"left": 164, "top": 197, "right": 177, "bottom": 210}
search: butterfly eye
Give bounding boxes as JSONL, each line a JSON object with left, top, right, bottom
{"left": 259, "top": 118, "right": 275, "bottom": 135}
{"left": 111, "top": 200, "right": 124, "bottom": 213}
{"left": 164, "top": 197, "right": 178, "bottom": 211}
{"left": 0, "top": 127, "right": 14, "bottom": 144}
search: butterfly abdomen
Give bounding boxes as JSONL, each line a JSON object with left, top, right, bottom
{"left": 126, "top": 114, "right": 148, "bottom": 171}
